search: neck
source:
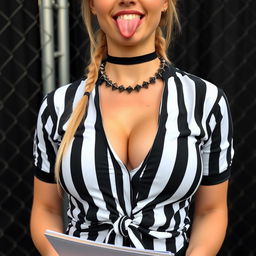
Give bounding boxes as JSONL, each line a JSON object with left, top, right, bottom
{"left": 106, "top": 33, "right": 156, "bottom": 58}
{"left": 105, "top": 35, "right": 160, "bottom": 87}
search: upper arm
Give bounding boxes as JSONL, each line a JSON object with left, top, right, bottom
{"left": 194, "top": 181, "right": 229, "bottom": 215}
{"left": 32, "top": 177, "right": 63, "bottom": 214}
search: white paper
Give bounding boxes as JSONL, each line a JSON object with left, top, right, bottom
{"left": 45, "top": 230, "right": 173, "bottom": 256}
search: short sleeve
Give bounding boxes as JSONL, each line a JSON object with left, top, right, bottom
{"left": 33, "top": 95, "right": 58, "bottom": 183}
{"left": 201, "top": 89, "right": 234, "bottom": 185}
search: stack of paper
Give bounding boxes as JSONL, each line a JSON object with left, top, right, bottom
{"left": 45, "top": 230, "right": 173, "bottom": 256}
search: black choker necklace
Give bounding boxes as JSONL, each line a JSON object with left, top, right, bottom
{"left": 99, "top": 57, "right": 167, "bottom": 93}
{"left": 106, "top": 51, "right": 158, "bottom": 65}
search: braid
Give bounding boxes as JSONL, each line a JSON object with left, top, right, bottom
{"left": 86, "top": 30, "right": 107, "bottom": 92}
{"left": 54, "top": 30, "right": 107, "bottom": 183}
{"left": 155, "top": 27, "right": 170, "bottom": 62}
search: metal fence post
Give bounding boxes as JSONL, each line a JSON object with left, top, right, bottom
{"left": 57, "top": 0, "right": 70, "bottom": 86}
{"left": 39, "top": 0, "right": 56, "bottom": 94}
{"left": 39, "top": 0, "right": 70, "bottom": 94}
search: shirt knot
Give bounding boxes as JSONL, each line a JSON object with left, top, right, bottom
{"left": 113, "top": 216, "right": 132, "bottom": 237}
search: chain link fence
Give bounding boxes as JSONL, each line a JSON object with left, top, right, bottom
{"left": 0, "top": 1, "right": 42, "bottom": 255}
{"left": 0, "top": 0, "right": 255, "bottom": 255}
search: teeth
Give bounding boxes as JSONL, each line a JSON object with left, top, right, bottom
{"left": 117, "top": 14, "right": 141, "bottom": 20}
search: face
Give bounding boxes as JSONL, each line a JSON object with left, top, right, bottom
{"left": 90, "top": 0, "right": 168, "bottom": 53}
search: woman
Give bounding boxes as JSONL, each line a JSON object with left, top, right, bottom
{"left": 30, "top": 0, "right": 234, "bottom": 255}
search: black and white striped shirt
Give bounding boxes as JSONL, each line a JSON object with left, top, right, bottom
{"left": 33, "top": 64, "right": 234, "bottom": 255}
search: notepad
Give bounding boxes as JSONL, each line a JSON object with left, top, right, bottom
{"left": 45, "top": 230, "right": 173, "bottom": 256}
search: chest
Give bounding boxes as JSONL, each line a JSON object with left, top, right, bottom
{"left": 61, "top": 80, "right": 207, "bottom": 205}
{"left": 98, "top": 82, "right": 164, "bottom": 171}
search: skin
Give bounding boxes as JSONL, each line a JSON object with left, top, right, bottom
{"left": 30, "top": 1, "right": 229, "bottom": 255}
{"left": 30, "top": 178, "right": 63, "bottom": 256}
{"left": 186, "top": 182, "right": 229, "bottom": 256}
{"left": 90, "top": 0, "right": 168, "bottom": 55}
{"left": 91, "top": 0, "right": 168, "bottom": 170}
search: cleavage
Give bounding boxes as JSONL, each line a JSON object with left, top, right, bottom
{"left": 104, "top": 113, "right": 159, "bottom": 171}
{"left": 98, "top": 81, "right": 164, "bottom": 171}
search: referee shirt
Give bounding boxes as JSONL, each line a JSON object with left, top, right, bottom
{"left": 33, "top": 64, "right": 234, "bottom": 255}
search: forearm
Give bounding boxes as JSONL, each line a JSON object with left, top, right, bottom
{"left": 186, "top": 208, "right": 228, "bottom": 256}
{"left": 30, "top": 205, "right": 63, "bottom": 256}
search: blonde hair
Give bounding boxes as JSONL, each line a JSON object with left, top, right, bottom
{"left": 54, "top": 0, "right": 180, "bottom": 183}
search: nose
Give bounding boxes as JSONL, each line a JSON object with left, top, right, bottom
{"left": 119, "top": 0, "right": 136, "bottom": 7}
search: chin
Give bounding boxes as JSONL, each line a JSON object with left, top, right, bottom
{"left": 117, "top": 33, "right": 153, "bottom": 48}
{"left": 107, "top": 35, "right": 139, "bottom": 48}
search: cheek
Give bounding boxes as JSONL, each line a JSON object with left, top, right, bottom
{"left": 91, "top": 0, "right": 111, "bottom": 16}
{"left": 143, "top": 0, "right": 166, "bottom": 11}
{"left": 92, "top": 1, "right": 114, "bottom": 28}
{"left": 96, "top": 18, "right": 110, "bottom": 36}
{"left": 147, "top": 11, "right": 162, "bottom": 29}
{"left": 143, "top": 0, "right": 165, "bottom": 23}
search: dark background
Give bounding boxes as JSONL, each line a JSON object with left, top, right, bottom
{"left": 0, "top": 0, "right": 255, "bottom": 255}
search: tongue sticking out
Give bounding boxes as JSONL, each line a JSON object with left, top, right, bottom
{"left": 116, "top": 17, "right": 141, "bottom": 38}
